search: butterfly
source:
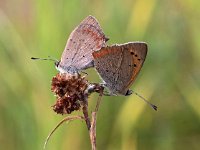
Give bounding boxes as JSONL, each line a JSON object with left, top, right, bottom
{"left": 92, "top": 42, "right": 147, "bottom": 96}
{"left": 56, "top": 15, "right": 108, "bottom": 74}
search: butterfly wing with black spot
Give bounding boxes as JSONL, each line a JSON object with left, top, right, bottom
{"left": 92, "top": 42, "right": 147, "bottom": 95}
{"left": 59, "top": 15, "right": 107, "bottom": 71}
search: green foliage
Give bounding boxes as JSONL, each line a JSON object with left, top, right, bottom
{"left": 1, "top": 0, "right": 200, "bottom": 149}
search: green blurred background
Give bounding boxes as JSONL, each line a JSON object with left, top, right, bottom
{"left": 1, "top": 0, "right": 200, "bottom": 150}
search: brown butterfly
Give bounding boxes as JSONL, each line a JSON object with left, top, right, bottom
{"left": 92, "top": 42, "right": 147, "bottom": 96}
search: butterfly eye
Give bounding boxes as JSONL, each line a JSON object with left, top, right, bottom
{"left": 125, "top": 89, "right": 132, "bottom": 96}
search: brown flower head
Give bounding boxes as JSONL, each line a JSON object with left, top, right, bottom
{"left": 51, "top": 73, "right": 89, "bottom": 114}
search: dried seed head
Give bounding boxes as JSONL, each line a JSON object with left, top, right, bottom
{"left": 52, "top": 96, "right": 81, "bottom": 114}
{"left": 51, "top": 73, "right": 89, "bottom": 114}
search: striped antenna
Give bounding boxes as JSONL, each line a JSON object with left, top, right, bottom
{"left": 131, "top": 90, "right": 158, "bottom": 111}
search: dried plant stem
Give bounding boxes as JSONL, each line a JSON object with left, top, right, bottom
{"left": 82, "top": 100, "right": 91, "bottom": 130}
{"left": 44, "top": 115, "right": 84, "bottom": 149}
{"left": 94, "top": 91, "right": 103, "bottom": 112}
{"left": 90, "top": 112, "right": 97, "bottom": 150}
{"left": 89, "top": 91, "right": 103, "bottom": 150}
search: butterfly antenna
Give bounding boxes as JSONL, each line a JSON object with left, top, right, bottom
{"left": 47, "top": 56, "right": 59, "bottom": 62}
{"left": 132, "top": 90, "right": 158, "bottom": 111}
{"left": 31, "top": 56, "right": 58, "bottom": 63}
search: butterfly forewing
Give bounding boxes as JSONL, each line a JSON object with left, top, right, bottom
{"left": 59, "top": 16, "right": 107, "bottom": 71}
{"left": 93, "top": 42, "right": 147, "bottom": 95}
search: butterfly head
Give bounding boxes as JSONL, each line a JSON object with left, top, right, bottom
{"left": 125, "top": 89, "right": 133, "bottom": 96}
{"left": 54, "top": 61, "right": 60, "bottom": 68}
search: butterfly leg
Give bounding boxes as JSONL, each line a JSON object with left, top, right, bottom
{"left": 99, "top": 83, "right": 117, "bottom": 96}
{"left": 80, "top": 71, "right": 88, "bottom": 75}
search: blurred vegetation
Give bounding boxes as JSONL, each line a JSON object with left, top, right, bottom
{"left": 1, "top": 0, "right": 200, "bottom": 150}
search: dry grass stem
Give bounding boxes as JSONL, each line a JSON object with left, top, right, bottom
{"left": 44, "top": 115, "right": 85, "bottom": 149}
